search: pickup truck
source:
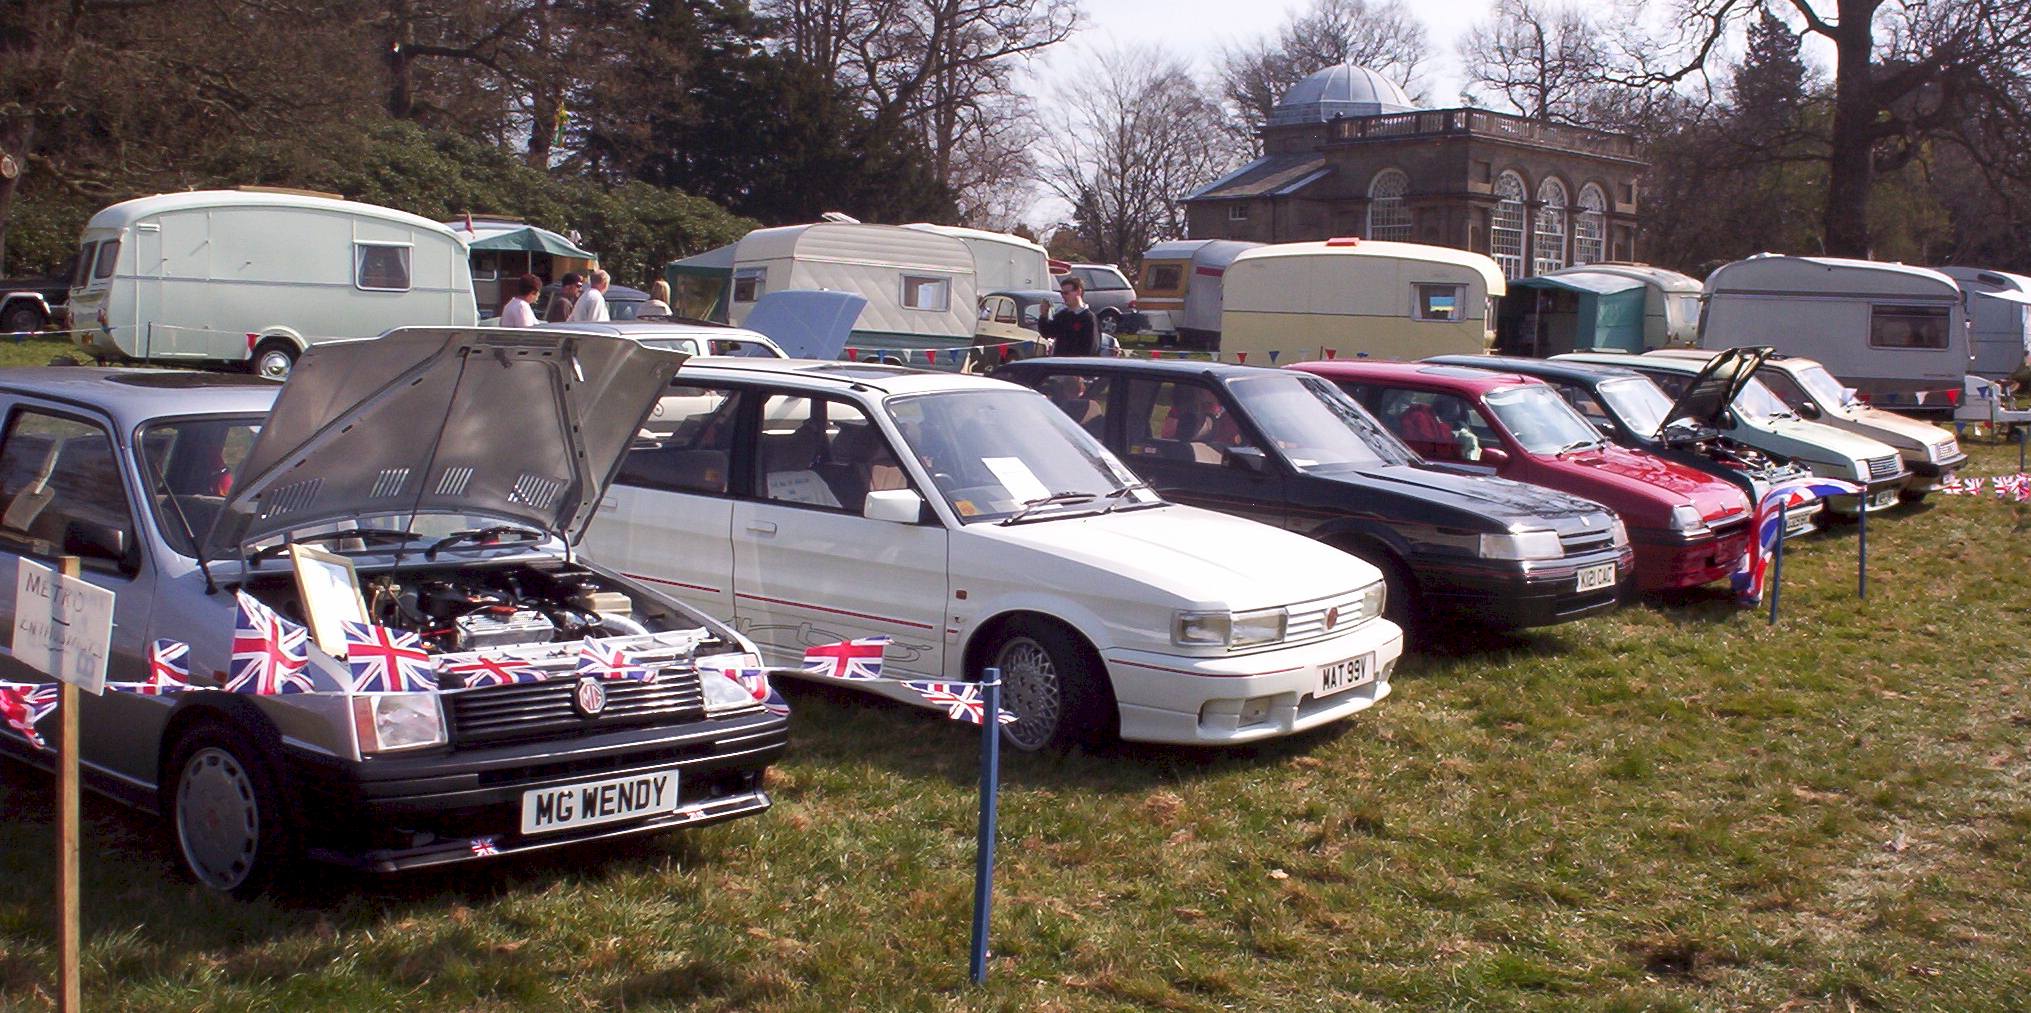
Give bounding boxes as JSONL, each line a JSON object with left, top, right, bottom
{"left": 1, "top": 255, "right": 74, "bottom": 334}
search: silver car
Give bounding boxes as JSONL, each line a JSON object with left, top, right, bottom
{"left": 0, "top": 329, "right": 787, "bottom": 895}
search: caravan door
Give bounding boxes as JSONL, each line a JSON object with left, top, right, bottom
{"left": 131, "top": 224, "right": 163, "bottom": 359}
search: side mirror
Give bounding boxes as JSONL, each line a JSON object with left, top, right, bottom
{"left": 1477, "top": 447, "right": 1511, "bottom": 467}
{"left": 1797, "top": 401, "right": 1821, "bottom": 419}
{"left": 1223, "top": 445, "right": 1271, "bottom": 474}
{"left": 864, "top": 488, "right": 928, "bottom": 524}
{"left": 1592, "top": 420, "right": 1615, "bottom": 436}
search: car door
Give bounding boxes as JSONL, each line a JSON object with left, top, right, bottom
{"left": 0, "top": 401, "right": 159, "bottom": 784}
{"left": 732, "top": 391, "right": 947, "bottom": 678}
{"left": 1116, "top": 377, "right": 1286, "bottom": 529}
{"left": 581, "top": 382, "right": 742, "bottom": 622}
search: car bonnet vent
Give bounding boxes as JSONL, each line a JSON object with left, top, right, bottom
{"left": 259, "top": 477, "right": 321, "bottom": 518}
{"left": 369, "top": 467, "right": 411, "bottom": 498}
{"left": 509, "top": 472, "right": 566, "bottom": 509}
{"left": 434, "top": 466, "right": 475, "bottom": 496}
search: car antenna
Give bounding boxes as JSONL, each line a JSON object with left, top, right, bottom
{"left": 144, "top": 447, "right": 219, "bottom": 594}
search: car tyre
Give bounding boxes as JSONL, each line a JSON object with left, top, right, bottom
{"left": 250, "top": 338, "right": 299, "bottom": 381}
{"left": 1097, "top": 309, "right": 1120, "bottom": 335}
{"left": 1342, "top": 544, "right": 1418, "bottom": 638}
{"left": 1898, "top": 488, "right": 1929, "bottom": 504}
{"left": 986, "top": 621, "right": 1114, "bottom": 752}
{"left": 2, "top": 302, "right": 44, "bottom": 335}
{"left": 167, "top": 722, "right": 299, "bottom": 897}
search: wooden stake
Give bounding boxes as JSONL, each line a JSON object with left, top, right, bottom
{"left": 56, "top": 555, "right": 80, "bottom": 1013}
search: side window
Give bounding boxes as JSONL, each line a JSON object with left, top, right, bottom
{"left": 1415, "top": 284, "right": 1464, "bottom": 321}
{"left": 0, "top": 409, "right": 137, "bottom": 569}
{"left": 1034, "top": 373, "right": 1114, "bottom": 440}
{"left": 1366, "top": 388, "right": 1486, "bottom": 462}
{"left": 1123, "top": 380, "right": 1252, "bottom": 465}
{"left": 1144, "top": 264, "right": 1183, "bottom": 292}
{"left": 901, "top": 275, "right": 951, "bottom": 312}
{"left": 354, "top": 243, "right": 412, "bottom": 291}
{"left": 72, "top": 242, "right": 98, "bottom": 288}
{"left": 756, "top": 395, "right": 909, "bottom": 515}
{"left": 93, "top": 240, "right": 120, "bottom": 282}
{"left": 732, "top": 267, "right": 766, "bottom": 303}
{"left": 1868, "top": 305, "right": 1950, "bottom": 350}
{"left": 616, "top": 385, "right": 742, "bottom": 495}
{"left": 993, "top": 298, "right": 1018, "bottom": 324}
{"left": 1557, "top": 383, "right": 1613, "bottom": 427}
{"left": 1758, "top": 369, "right": 1811, "bottom": 408}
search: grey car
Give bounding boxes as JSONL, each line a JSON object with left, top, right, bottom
{"left": 0, "top": 329, "right": 787, "bottom": 895}
{"left": 1056, "top": 264, "right": 1141, "bottom": 333}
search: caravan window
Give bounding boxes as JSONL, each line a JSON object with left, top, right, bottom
{"left": 732, "top": 267, "right": 766, "bottom": 303}
{"left": 72, "top": 242, "right": 99, "bottom": 288}
{"left": 1868, "top": 305, "right": 1950, "bottom": 350}
{"left": 354, "top": 243, "right": 412, "bottom": 292}
{"left": 1415, "top": 284, "right": 1464, "bottom": 321}
{"left": 92, "top": 240, "right": 120, "bottom": 282}
{"left": 901, "top": 275, "right": 951, "bottom": 312}
{"left": 1144, "top": 264, "right": 1184, "bottom": 293}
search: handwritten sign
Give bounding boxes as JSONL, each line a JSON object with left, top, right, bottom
{"left": 11, "top": 559, "right": 113, "bottom": 695}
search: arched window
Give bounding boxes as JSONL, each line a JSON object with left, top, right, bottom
{"left": 1533, "top": 177, "right": 1568, "bottom": 275}
{"left": 1367, "top": 169, "right": 1413, "bottom": 242}
{"left": 1573, "top": 184, "right": 1607, "bottom": 265}
{"left": 1491, "top": 171, "right": 1528, "bottom": 280}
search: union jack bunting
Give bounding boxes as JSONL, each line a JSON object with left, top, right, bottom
{"left": 1732, "top": 479, "right": 1861, "bottom": 605}
{"left": 1992, "top": 473, "right": 2031, "bottom": 502}
{"left": 443, "top": 655, "right": 547, "bottom": 688}
{"left": 341, "top": 620, "right": 437, "bottom": 693}
{"left": 900, "top": 680, "right": 1018, "bottom": 726}
{"left": 577, "top": 638, "right": 652, "bottom": 682}
{"left": 802, "top": 636, "right": 890, "bottom": 681}
{"left": 226, "top": 591, "right": 314, "bottom": 695}
{"left": 0, "top": 684, "right": 60, "bottom": 750}
{"left": 469, "top": 836, "right": 499, "bottom": 857}
{"left": 136, "top": 639, "right": 194, "bottom": 695}
{"left": 709, "top": 667, "right": 789, "bottom": 717}
{"left": 1939, "top": 475, "right": 1983, "bottom": 496}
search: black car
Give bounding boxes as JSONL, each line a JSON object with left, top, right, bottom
{"left": 1424, "top": 355, "right": 1826, "bottom": 535}
{"left": 993, "top": 357, "right": 1633, "bottom": 631}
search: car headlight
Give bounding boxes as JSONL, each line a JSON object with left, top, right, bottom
{"left": 1352, "top": 580, "right": 1386, "bottom": 625}
{"left": 351, "top": 693, "right": 446, "bottom": 754}
{"left": 1478, "top": 529, "right": 1564, "bottom": 560}
{"left": 1173, "top": 609, "right": 1287, "bottom": 648}
{"left": 1230, "top": 608, "right": 1288, "bottom": 648}
{"left": 1609, "top": 517, "right": 1629, "bottom": 547}
{"left": 700, "top": 669, "right": 763, "bottom": 715}
{"left": 1668, "top": 503, "right": 1706, "bottom": 532}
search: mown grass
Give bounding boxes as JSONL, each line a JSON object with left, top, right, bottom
{"left": 0, "top": 351, "right": 2028, "bottom": 1009}
{"left": 0, "top": 334, "right": 90, "bottom": 370}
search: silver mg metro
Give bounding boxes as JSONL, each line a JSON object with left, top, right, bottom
{"left": 0, "top": 329, "right": 786, "bottom": 895}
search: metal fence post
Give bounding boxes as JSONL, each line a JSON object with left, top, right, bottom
{"left": 1768, "top": 501, "right": 1787, "bottom": 625}
{"left": 968, "top": 670, "right": 1003, "bottom": 985}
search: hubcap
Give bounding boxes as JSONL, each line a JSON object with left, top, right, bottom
{"left": 994, "top": 636, "right": 1061, "bottom": 750}
{"left": 255, "top": 349, "right": 293, "bottom": 380}
{"left": 176, "top": 747, "right": 260, "bottom": 891}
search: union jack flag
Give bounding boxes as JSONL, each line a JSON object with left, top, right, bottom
{"left": 0, "top": 684, "right": 60, "bottom": 750}
{"left": 469, "top": 836, "right": 499, "bottom": 857}
{"left": 1732, "top": 478, "right": 1861, "bottom": 605}
{"left": 577, "top": 638, "right": 652, "bottom": 682}
{"left": 1992, "top": 473, "right": 2031, "bottom": 502}
{"left": 900, "top": 680, "right": 1019, "bottom": 725}
{"left": 226, "top": 591, "right": 314, "bottom": 695}
{"left": 802, "top": 637, "right": 889, "bottom": 681}
{"left": 134, "top": 639, "right": 193, "bottom": 695}
{"left": 342, "top": 620, "right": 437, "bottom": 693}
{"left": 1940, "top": 475, "right": 1982, "bottom": 496}
{"left": 443, "top": 654, "right": 547, "bottom": 688}
{"left": 708, "top": 667, "right": 789, "bottom": 717}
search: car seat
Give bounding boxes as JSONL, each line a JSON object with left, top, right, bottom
{"left": 1396, "top": 403, "right": 1457, "bottom": 460}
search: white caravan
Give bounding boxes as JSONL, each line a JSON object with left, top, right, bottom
{"left": 1219, "top": 239, "right": 1505, "bottom": 364}
{"left": 1939, "top": 266, "right": 2031, "bottom": 377}
{"left": 903, "top": 223, "right": 1051, "bottom": 294}
{"left": 66, "top": 188, "right": 476, "bottom": 379}
{"left": 729, "top": 222, "right": 977, "bottom": 360}
{"left": 1699, "top": 254, "right": 1968, "bottom": 411}
{"left": 1136, "top": 239, "right": 1261, "bottom": 348}
{"left": 1556, "top": 262, "right": 1703, "bottom": 348}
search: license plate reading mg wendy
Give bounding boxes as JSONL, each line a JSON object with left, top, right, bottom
{"left": 1577, "top": 562, "right": 1616, "bottom": 592}
{"left": 521, "top": 770, "right": 679, "bottom": 836}
{"left": 1319, "top": 654, "right": 1375, "bottom": 697}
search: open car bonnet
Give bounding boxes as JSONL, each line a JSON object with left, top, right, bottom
{"left": 205, "top": 327, "right": 686, "bottom": 558}
{"left": 1657, "top": 346, "right": 1770, "bottom": 436}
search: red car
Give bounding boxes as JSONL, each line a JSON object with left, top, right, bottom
{"left": 1294, "top": 361, "right": 1754, "bottom": 593}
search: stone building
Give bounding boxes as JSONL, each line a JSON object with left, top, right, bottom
{"left": 1181, "top": 65, "right": 1647, "bottom": 279}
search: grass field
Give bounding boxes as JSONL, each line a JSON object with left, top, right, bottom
{"left": 1, "top": 335, "right": 2029, "bottom": 1009}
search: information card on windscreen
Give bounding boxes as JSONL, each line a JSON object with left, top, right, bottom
{"left": 10, "top": 559, "right": 114, "bottom": 695}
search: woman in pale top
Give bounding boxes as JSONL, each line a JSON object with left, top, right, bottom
{"left": 498, "top": 273, "right": 542, "bottom": 327}
{"left": 641, "top": 278, "right": 674, "bottom": 318}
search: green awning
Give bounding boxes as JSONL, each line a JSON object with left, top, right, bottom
{"left": 465, "top": 226, "right": 597, "bottom": 260}
{"left": 1512, "top": 272, "right": 1645, "bottom": 297}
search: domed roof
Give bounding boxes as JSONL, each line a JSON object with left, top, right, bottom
{"left": 1269, "top": 64, "right": 1417, "bottom": 125}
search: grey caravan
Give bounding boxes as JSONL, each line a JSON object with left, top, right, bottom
{"left": 1939, "top": 266, "right": 2031, "bottom": 377}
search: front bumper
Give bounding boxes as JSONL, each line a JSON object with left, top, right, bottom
{"left": 1416, "top": 545, "right": 1632, "bottom": 628}
{"left": 1629, "top": 524, "right": 1752, "bottom": 591}
{"left": 285, "top": 711, "right": 788, "bottom": 873}
{"left": 1904, "top": 449, "right": 1969, "bottom": 488}
{"left": 1824, "top": 474, "right": 1908, "bottom": 516}
{"left": 1103, "top": 620, "right": 1405, "bottom": 745}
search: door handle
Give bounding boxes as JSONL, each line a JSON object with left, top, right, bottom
{"left": 745, "top": 521, "right": 778, "bottom": 535}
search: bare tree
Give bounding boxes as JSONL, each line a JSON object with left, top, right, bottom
{"left": 1041, "top": 46, "right": 1239, "bottom": 266}
{"left": 1217, "top": 0, "right": 1430, "bottom": 147}
{"left": 1457, "top": 0, "right": 1614, "bottom": 124}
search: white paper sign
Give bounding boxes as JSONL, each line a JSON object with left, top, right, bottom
{"left": 11, "top": 559, "right": 114, "bottom": 695}
{"left": 981, "top": 457, "right": 1051, "bottom": 504}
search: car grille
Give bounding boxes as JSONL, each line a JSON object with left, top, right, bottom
{"left": 1708, "top": 513, "right": 1749, "bottom": 536}
{"left": 446, "top": 669, "right": 707, "bottom": 746}
{"left": 1285, "top": 587, "right": 1376, "bottom": 642}
{"left": 1559, "top": 528, "right": 1615, "bottom": 555}
{"left": 1866, "top": 455, "right": 1901, "bottom": 480}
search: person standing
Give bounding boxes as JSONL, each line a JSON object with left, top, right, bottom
{"left": 641, "top": 278, "right": 674, "bottom": 317}
{"left": 498, "top": 273, "right": 542, "bottom": 327}
{"left": 545, "top": 272, "right": 584, "bottom": 322}
{"left": 1044, "top": 275, "right": 1102, "bottom": 357}
{"left": 567, "top": 269, "right": 611, "bottom": 322}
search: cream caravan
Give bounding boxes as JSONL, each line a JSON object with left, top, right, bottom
{"left": 729, "top": 222, "right": 976, "bottom": 358}
{"left": 67, "top": 189, "right": 477, "bottom": 378}
{"left": 903, "top": 223, "right": 1051, "bottom": 294}
{"left": 1219, "top": 239, "right": 1504, "bottom": 363}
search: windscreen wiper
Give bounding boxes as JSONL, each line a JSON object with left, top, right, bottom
{"left": 999, "top": 491, "right": 1099, "bottom": 525}
{"left": 424, "top": 525, "right": 547, "bottom": 559}
{"left": 250, "top": 528, "right": 424, "bottom": 562}
{"left": 1555, "top": 439, "right": 1602, "bottom": 455}
{"left": 1099, "top": 480, "right": 1157, "bottom": 514}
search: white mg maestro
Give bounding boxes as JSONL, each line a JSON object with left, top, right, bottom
{"left": 583, "top": 360, "right": 1404, "bottom": 750}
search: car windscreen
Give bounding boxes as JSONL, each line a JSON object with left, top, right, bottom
{"left": 1595, "top": 376, "right": 1674, "bottom": 436}
{"left": 884, "top": 389, "right": 1159, "bottom": 523}
{"left": 1792, "top": 364, "right": 1851, "bottom": 408}
{"left": 709, "top": 338, "right": 782, "bottom": 357}
{"left": 1224, "top": 373, "right": 1407, "bottom": 469}
{"left": 1733, "top": 377, "right": 1794, "bottom": 424}
{"left": 139, "top": 416, "right": 264, "bottom": 556}
{"left": 637, "top": 338, "right": 699, "bottom": 353}
{"left": 1483, "top": 384, "right": 1603, "bottom": 454}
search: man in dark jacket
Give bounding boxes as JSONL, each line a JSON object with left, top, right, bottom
{"left": 1043, "top": 276, "right": 1103, "bottom": 357}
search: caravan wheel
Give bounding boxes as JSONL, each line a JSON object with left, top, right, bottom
{"left": 251, "top": 339, "right": 299, "bottom": 381}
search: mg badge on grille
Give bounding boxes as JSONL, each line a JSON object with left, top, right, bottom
{"left": 1324, "top": 606, "right": 1340, "bottom": 631}
{"left": 573, "top": 677, "right": 608, "bottom": 717}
